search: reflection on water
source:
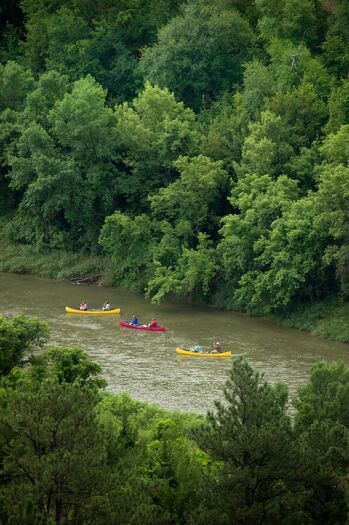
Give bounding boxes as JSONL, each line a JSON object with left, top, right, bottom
{"left": 0, "top": 272, "right": 348, "bottom": 413}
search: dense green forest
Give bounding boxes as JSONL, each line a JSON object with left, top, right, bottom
{"left": 0, "top": 0, "right": 349, "bottom": 340}
{"left": 0, "top": 313, "right": 348, "bottom": 524}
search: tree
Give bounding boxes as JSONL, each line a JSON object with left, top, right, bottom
{"left": 99, "top": 212, "right": 159, "bottom": 286}
{"left": 45, "top": 346, "right": 106, "bottom": 389}
{"left": 149, "top": 155, "right": 229, "bottom": 238}
{"left": 195, "top": 358, "right": 297, "bottom": 525}
{"left": 50, "top": 75, "right": 113, "bottom": 165}
{"left": 256, "top": 0, "right": 324, "bottom": 49}
{"left": 23, "top": 70, "right": 69, "bottom": 128}
{"left": 20, "top": 0, "right": 185, "bottom": 72}
{"left": 326, "top": 0, "right": 349, "bottom": 45}
{"left": 266, "top": 82, "right": 327, "bottom": 150}
{"left": 0, "top": 61, "right": 35, "bottom": 112}
{"left": 325, "top": 78, "right": 349, "bottom": 134}
{"left": 293, "top": 362, "right": 349, "bottom": 524}
{"left": 146, "top": 418, "right": 204, "bottom": 524}
{"left": 0, "top": 315, "right": 49, "bottom": 377}
{"left": 145, "top": 232, "right": 219, "bottom": 304}
{"left": 217, "top": 174, "right": 299, "bottom": 311}
{"left": 267, "top": 39, "right": 333, "bottom": 99}
{"left": 198, "top": 93, "right": 250, "bottom": 169}
{"left": 7, "top": 75, "right": 116, "bottom": 250}
{"left": 0, "top": 379, "right": 107, "bottom": 525}
{"left": 234, "top": 194, "right": 329, "bottom": 311}
{"left": 138, "top": 155, "right": 228, "bottom": 302}
{"left": 45, "top": 13, "right": 141, "bottom": 104}
{"left": 321, "top": 35, "right": 349, "bottom": 79}
{"left": 312, "top": 163, "right": 349, "bottom": 297}
{"left": 229, "top": 159, "right": 349, "bottom": 313}
{"left": 294, "top": 361, "right": 349, "bottom": 428}
{"left": 96, "top": 391, "right": 204, "bottom": 525}
{"left": 240, "top": 60, "right": 275, "bottom": 120}
{"left": 113, "top": 82, "right": 198, "bottom": 211}
{"left": 235, "top": 111, "right": 295, "bottom": 179}
{"left": 140, "top": 1, "right": 255, "bottom": 110}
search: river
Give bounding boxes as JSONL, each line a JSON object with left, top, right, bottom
{"left": 0, "top": 272, "right": 348, "bottom": 414}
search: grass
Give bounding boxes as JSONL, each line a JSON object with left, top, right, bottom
{"left": 275, "top": 297, "right": 349, "bottom": 343}
{"left": 0, "top": 240, "right": 112, "bottom": 285}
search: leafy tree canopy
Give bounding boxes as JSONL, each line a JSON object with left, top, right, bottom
{"left": 140, "top": 1, "right": 255, "bottom": 110}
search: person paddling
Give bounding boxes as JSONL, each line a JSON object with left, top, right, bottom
{"left": 193, "top": 343, "right": 201, "bottom": 353}
{"left": 212, "top": 341, "right": 222, "bottom": 353}
{"left": 130, "top": 315, "right": 139, "bottom": 326}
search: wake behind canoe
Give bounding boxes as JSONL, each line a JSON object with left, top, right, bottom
{"left": 65, "top": 306, "right": 121, "bottom": 315}
{"left": 176, "top": 347, "right": 232, "bottom": 357}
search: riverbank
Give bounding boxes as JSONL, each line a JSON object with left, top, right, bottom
{"left": 274, "top": 298, "right": 349, "bottom": 344}
{"left": 0, "top": 240, "right": 112, "bottom": 285}
{"left": 0, "top": 241, "right": 348, "bottom": 344}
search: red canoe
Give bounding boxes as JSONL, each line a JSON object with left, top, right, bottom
{"left": 119, "top": 321, "right": 167, "bottom": 332}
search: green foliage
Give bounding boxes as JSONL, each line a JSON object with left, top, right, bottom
{"left": 140, "top": 1, "right": 255, "bottom": 110}
{"left": 0, "top": 61, "right": 35, "bottom": 111}
{"left": 1, "top": 0, "right": 349, "bottom": 336}
{"left": 146, "top": 233, "right": 219, "bottom": 304}
{"left": 198, "top": 93, "right": 250, "bottom": 169}
{"left": 295, "top": 361, "right": 349, "bottom": 428}
{"left": 326, "top": 0, "right": 349, "bottom": 44}
{"left": 145, "top": 418, "right": 204, "bottom": 524}
{"left": 218, "top": 174, "right": 299, "bottom": 310}
{"left": 235, "top": 195, "right": 327, "bottom": 311}
{"left": 20, "top": 0, "right": 185, "bottom": 73}
{"left": 45, "top": 12, "right": 141, "bottom": 104}
{"left": 150, "top": 155, "right": 229, "bottom": 236}
{"left": 225, "top": 163, "right": 349, "bottom": 312}
{"left": 113, "top": 82, "right": 198, "bottom": 210}
{"left": 6, "top": 74, "right": 117, "bottom": 251}
{"left": 96, "top": 392, "right": 205, "bottom": 524}
{"left": 322, "top": 35, "right": 349, "bottom": 78}
{"left": 240, "top": 60, "right": 275, "bottom": 120}
{"left": 326, "top": 78, "right": 349, "bottom": 133}
{"left": 256, "top": 0, "right": 323, "bottom": 48}
{"left": 45, "top": 346, "right": 106, "bottom": 388}
{"left": 235, "top": 110, "right": 295, "bottom": 179}
{"left": 268, "top": 39, "right": 334, "bottom": 98}
{"left": 216, "top": 120, "right": 349, "bottom": 313}
{"left": 313, "top": 163, "right": 349, "bottom": 296}
{"left": 293, "top": 361, "right": 349, "bottom": 524}
{"left": 276, "top": 296, "right": 349, "bottom": 342}
{"left": 23, "top": 70, "right": 69, "bottom": 127}
{"left": 99, "top": 211, "right": 158, "bottom": 286}
{"left": 0, "top": 378, "right": 107, "bottom": 524}
{"left": 0, "top": 315, "right": 49, "bottom": 376}
{"left": 266, "top": 82, "right": 327, "bottom": 150}
{"left": 50, "top": 75, "right": 113, "bottom": 163}
{"left": 195, "top": 357, "right": 297, "bottom": 525}
{"left": 0, "top": 496, "right": 55, "bottom": 525}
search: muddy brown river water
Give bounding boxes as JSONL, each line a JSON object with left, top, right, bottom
{"left": 0, "top": 272, "right": 348, "bottom": 413}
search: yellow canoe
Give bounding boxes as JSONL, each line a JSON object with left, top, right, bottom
{"left": 65, "top": 306, "right": 121, "bottom": 315}
{"left": 176, "top": 347, "right": 232, "bottom": 357}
